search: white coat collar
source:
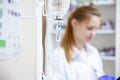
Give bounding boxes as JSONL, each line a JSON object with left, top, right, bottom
{"left": 72, "top": 43, "right": 93, "bottom": 61}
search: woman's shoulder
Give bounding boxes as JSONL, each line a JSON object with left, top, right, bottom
{"left": 52, "top": 46, "right": 64, "bottom": 55}
{"left": 54, "top": 46, "right": 64, "bottom": 52}
{"left": 48, "top": 46, "right": 66, "bottom": 60}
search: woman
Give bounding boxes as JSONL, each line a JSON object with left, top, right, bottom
{"left": 46, "top": 6, "right": 104, "bottom": 80}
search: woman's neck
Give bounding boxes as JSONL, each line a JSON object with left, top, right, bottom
{"left": 73, "top": 34, "right": 86, "bottom": 52}
{"left": 75, "top": 42, "right": 85, "bottom": 52}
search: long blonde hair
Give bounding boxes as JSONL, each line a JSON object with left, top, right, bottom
{"left": 61, "top": 6, "right": 101, "bottom": 62}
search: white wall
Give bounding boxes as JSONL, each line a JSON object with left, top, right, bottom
{"left": 0, "top": 0, "right": 37, "bottom": 80}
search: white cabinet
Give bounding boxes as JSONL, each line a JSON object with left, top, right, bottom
{"left": 89, "top": 0, "right": 120, "bottom": 77}
{"left": 90, "top": 2, "right": 116, "bottom": 75}
{"left": 45, "top": 0, "right": 120, "bottom": 78}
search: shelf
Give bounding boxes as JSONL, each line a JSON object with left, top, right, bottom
{"left": 96, "top": 30, "right": 115, "bottom": 34}
{"left": 92, "top": 0, "right": 115, "bottom": 5}
{"left": 51, "top": 30, "right": 115, "bottom": 34}
{"left": 101, "top": 56, "right": 115, "bottom": 61}
{"left": 77, "top": 0, "right": 115, "bottom": 6}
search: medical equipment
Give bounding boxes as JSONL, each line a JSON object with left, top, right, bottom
{"left": 42, "top": 0, "right": 70, "bottom": 16}
{"left": 42, "top": 73, "right": 46, "bottom": 80}
{"left": 36, "top": 0, "right": 70, "bottom": 80}
{"left": 41, "top": 0, "right": 71, "bottom": 53}
{"left": 42, "top": 0, "right": 70, "bottom": 42}
{"left": 56, "top": 21, "right": 62, "bottom": 42}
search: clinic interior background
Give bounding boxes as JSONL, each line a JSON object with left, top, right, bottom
{"left": 0, "top": 0, "right": 120, "bottom": 80}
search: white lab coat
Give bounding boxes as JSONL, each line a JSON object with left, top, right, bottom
{"left": 46, "top": 43, "right": 104, "bottom": 80}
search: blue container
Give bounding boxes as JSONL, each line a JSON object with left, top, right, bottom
{"left": 99, "top": 74, "right": 115, "bottom": 80}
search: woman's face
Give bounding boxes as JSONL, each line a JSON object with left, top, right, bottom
{"left": 72, "top": 15, "right": 101, "bottom": 44}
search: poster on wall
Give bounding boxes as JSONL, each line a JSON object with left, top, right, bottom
{"left": 0, "top": 0, "right": 22, "bottom": 60}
